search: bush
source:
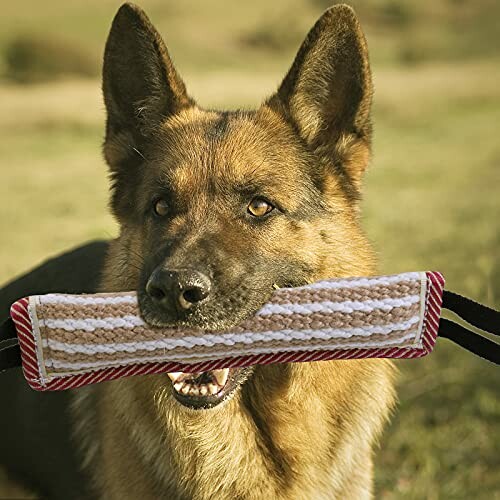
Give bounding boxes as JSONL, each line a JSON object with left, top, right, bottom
{"left": 3, "top": 34, "right": 99, "bottom": 84}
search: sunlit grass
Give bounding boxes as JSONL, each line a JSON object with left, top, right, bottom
{"left": 362, "top": 64, "right": 500, "bottom": 500}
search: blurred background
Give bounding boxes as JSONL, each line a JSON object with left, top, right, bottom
{"left": 0, "top": 0, "right": 498, "bottom": 498}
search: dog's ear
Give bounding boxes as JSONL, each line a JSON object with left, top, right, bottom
{"left": 103, "top": 3, "right": 194, "bottom": 221}
{"left": 267, "top": 5, "right": 372, "bottom": 191}
{"left": 103, "top": 3, "right": 193, "bottom": 144}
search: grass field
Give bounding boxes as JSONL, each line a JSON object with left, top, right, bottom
{"left": 0, "top": 1, "right": 499, "bottom": 498}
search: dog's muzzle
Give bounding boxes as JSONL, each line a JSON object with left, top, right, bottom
{"left": 146, "top": 267, "right": 211, "bottom": 313}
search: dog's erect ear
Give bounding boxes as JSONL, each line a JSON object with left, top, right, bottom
{"left": 267, "top": 5, "right": 373, "bottom": 190}
{"left": 103, "top": 3, "right": 193, "bottom": 142}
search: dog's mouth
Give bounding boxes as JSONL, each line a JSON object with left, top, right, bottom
{"left": 167, "top": 367, "right": 252, "bottom": 409}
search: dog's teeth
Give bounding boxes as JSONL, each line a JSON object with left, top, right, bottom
{"left": 172, "top": 371, "right": 226, "bottom": 397}
{"left": 168, "top": 372, "right": 184, "bottom": 383}
{"left": 212, "top": 368, "right": 229, "bottom": 386}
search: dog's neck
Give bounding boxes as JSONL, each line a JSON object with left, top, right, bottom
{"left": 72, "top": 359, "right": 394, "bottom": 499}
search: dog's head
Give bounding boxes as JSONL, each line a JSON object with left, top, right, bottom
{"left": 102, "top": 3, "right": 375, "bottom": 409}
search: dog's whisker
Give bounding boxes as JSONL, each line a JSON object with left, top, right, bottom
{"left": 131, "top": 146, "right": 146, "bottom": 160}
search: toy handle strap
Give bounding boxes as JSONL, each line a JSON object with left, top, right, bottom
{"left": 438, "top": 291, "right": 499, "bottom": 365}
{"left": 0, "top": 318, "right": 20, "bottom": 373}
{"left": 443, "top": 291, "right": 499, "bottom": 335}
{"left": 439, "top": 319, "right": 499, "bottom": 364}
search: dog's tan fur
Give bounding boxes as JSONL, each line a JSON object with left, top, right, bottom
{"left": 68, "top": 3, "right": 396, "bottom": 499}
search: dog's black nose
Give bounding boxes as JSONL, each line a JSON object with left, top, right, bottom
{"left": 146, "top": 268, "right": 211, "bottom": 311}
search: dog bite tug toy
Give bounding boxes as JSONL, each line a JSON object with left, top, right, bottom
{"left": 0, "top": 271, "right": 498, "bottom": 391}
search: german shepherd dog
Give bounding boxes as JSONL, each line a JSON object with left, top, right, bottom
{"left": 0, "top": 3, "right": 395, "bottom": 498}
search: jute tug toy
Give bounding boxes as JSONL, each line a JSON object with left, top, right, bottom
{"left": 0, "top": 271, "right": 498, "bottom": 391}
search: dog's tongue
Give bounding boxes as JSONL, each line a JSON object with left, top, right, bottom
{"left": 167, "top": 368, "right": 229, "bottom": 396}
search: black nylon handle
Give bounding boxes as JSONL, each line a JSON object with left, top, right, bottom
{"left": 439, "top": 318, "right": 500, "bottom": 365}
{"left": 442, "top": 291, "right": 500, "bottom": 336}
{"left": 439, "top": 290, "right": 499, "bottom": 364}
{"left": 0, "top": 317, "right": 21, "bottom": 373}
{"left": 0, "top": 316, "right": 17, "bottom": 343}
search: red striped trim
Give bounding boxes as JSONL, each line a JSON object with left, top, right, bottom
{"left": 10, "top": 271, "right": 446, "bottom": 391}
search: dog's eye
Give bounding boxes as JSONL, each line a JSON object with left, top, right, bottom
{"left": 153, "top": 198, "right": 169, "bottom": 217}
{"left": 247, "top": 197, "right": 274, "bottom": 217}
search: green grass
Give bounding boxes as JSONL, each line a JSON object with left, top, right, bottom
{"left": 0, "top": 2, "right": 499, "bottom": 497}
{"left": 362, "top": 67, "right": 500, "bottom": 499}
{"left": 362, "top": 62, "right": 500, "bottom": 499}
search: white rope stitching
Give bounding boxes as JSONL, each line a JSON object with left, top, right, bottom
{"left": 42, "top": 316, "right": 420, "bottom": 354}
{"left": 39, "top": 295, "right": 420, "bottom": 332}
{"left": 43, "top": 331, "right": 418, "bottom": 371}
{"left": 258, "top": 295, "right": 420, "bottom": 315}
{"left": 40, "top": 294, "right": 137, "bottom": 306}
{"left": 38, "top": 273, "right": 421, "bottom": 305}
{"left": 296, "top": 272, "right": 421, "bottom": 290}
